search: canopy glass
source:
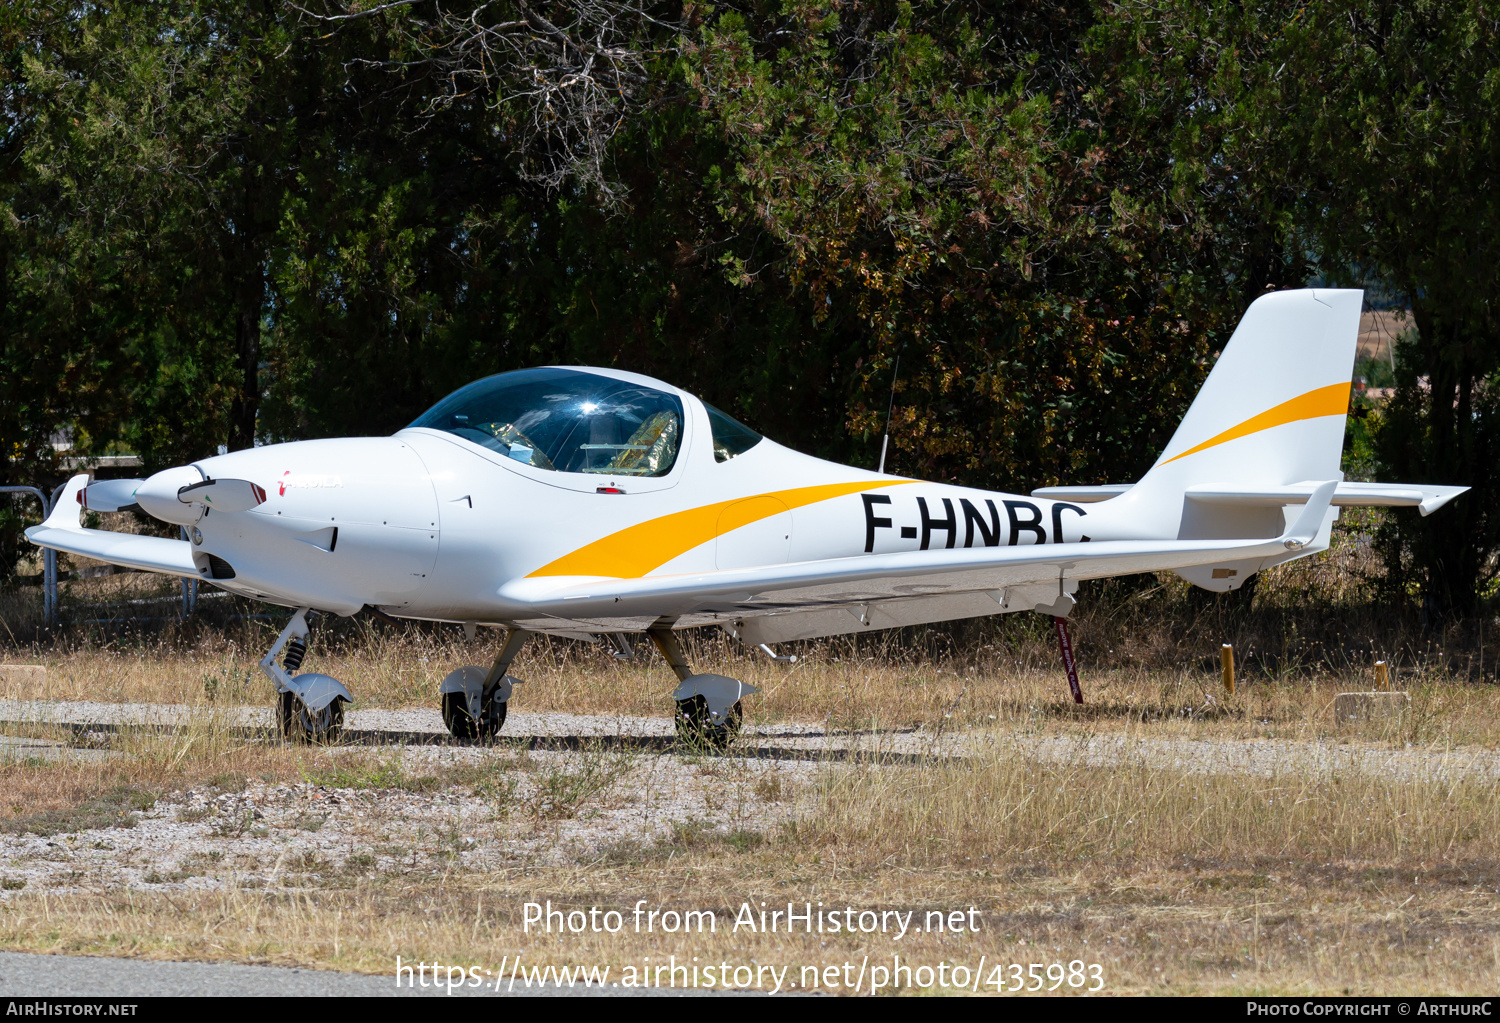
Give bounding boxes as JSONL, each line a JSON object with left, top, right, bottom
{"left": 409, "top": 368, "right": 687, "bottom": 477}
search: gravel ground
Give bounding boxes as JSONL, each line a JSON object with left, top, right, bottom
{"left": 0, "top": 698, "right": 829, "bottom": 740}
{"left": 0, "top": 735, "right": 817, "bottom": 896}
{"left": 0, "top": 699, "right": 1491, "bottom": 997}
{"left": 0, "top": 699, "right": 1494, "bottom": 900}
{"left": 1, "top": 697, "right": 1492, "bottom": 779}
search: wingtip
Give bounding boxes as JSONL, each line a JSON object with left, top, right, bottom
{"left": 40, "top": 475, "right": 90, "bottom": 531}
{"left": 1418, "top": 486, "right": 1471, "bottom": 517}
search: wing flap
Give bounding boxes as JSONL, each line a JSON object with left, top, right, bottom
{"left": 728, "top": 590, "right": 1012, "bottom": 645}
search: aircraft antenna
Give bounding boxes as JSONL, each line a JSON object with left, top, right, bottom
{"left": 877, "top": 354, "right": 900, "bottom": 475}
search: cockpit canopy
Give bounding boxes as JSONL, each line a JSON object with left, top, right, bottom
{"left": 409, "top": 367, "right": 763, "bottom": 476}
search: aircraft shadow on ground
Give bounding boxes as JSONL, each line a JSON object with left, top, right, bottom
{"left": 5, "top": 720, "right": 960, "bottom": 766}
{"left": 343, "top": 730, "right": 959, "bottom": 766}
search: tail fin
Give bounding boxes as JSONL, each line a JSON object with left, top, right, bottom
{"left": 1124, "top": 287, "right": 1361, "bottom": 543}
{"left": 1033, "top": 287, "right": 1467, "bottom": 591}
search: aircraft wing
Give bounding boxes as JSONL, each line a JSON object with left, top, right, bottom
{"left": 503, "top": 481, "right": 1339, "bottom": 624}
{"left": 24, "top": 475, "right": 198, "bottom": 578}
{"left": 500, "top": 532, "right": 1304, "bottom": 621}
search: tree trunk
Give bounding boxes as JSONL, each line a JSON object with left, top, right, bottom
{"left": 227, "top": 174, "right": 265, "bottom": 452}
{"left": 227, "top": 270, "right": 262, "bottom": 452}
{"left": 1408, "top": 300, "right": 1486, "bottom": 618}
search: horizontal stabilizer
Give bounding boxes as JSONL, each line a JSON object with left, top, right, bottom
{"left": 1186, "top": 481, "right": 1468, "bottom": 517}
{"left": 1036, "top": 481, "right": 1468, "bottom": 517}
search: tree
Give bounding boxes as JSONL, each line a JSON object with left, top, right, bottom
{"left": 1297, "top": 1, "right": 1500, "bottom": 617}
{"left": 676, "top": 0, "right": 1297, "bottom": 488}
{"left": 1118, "top": 0, "right": 1500, "bottom": 615}
{"left": 8, "top": 1, "right": 307, "bottom": 465}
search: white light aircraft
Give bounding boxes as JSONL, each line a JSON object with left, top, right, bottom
{"left": 26, "top": 289, "right": 1465, "bottom": 743}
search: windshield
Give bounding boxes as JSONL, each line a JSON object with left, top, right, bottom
{"left": 409, "top": 368, "right": 684, "bottom": 477}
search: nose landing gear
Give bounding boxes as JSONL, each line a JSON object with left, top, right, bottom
{"left": 440, "top": 628, "right": 529, "bottom": 741}
{"left": 259, "top": 608, "right": 353, "bottom": 742}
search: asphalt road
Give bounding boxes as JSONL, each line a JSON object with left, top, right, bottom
{"left": 0, "top": 951, "right": 731, "bottom": 997}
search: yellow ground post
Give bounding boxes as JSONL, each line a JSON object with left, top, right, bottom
{"left": 1221, "top": 644, "right": 1235, "bottom": 695}
{"left": 1375, "top": 660, "right": 1389, "bottom": 691}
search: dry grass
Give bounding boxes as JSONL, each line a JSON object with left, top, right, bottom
{"left": 0, "top": 722, "right": 325, "bottom": 833}
{"left": 819, "top": 745, "right": 1500, "bottom": 868}
{"left": 1, "top": 743, "right": 1499, "bottom": 994}
{"left": 2, "top": 869, "right": 1496, "bottom": 995}
{"left": 0, "top": 603, "right": 1494, "bottom": 752}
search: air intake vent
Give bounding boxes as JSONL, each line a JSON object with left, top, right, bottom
{"left": 206, "top": 554, "right": 236, "bottom": 580}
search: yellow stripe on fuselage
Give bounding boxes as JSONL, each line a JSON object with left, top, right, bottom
{"left": 529, "top": 480, "right": 910, "bottom": 579}
{"left": 1160, "top": 382, "right": 1351, "bottom": 466}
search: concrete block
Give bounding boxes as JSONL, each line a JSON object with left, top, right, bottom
{"left": 0, "top": 665, "right": 45, "bottom": 687}
{"left": 1334, "top": 691, "right": 1409, "bottom": 722}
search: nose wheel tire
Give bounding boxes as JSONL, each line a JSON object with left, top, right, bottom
{"left": 278, "top": 690, "right": 346, "bottom": 743}
{"left": 442, "top": 691, "right": 508, "bottom": 741}
{"left": 674, "top": 695, "right": 743, "bottom": 751}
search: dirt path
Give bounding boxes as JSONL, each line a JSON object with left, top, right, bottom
{"left": 1, "top": 699, "right": 1494, "bottom": 782}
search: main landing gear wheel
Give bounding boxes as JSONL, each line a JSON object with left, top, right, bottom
{"left": 674, "top": 696, "right": 743, "bottom": 751}
{"left": 442, "top": 691, "right": 508, "bottom": 741}
{"left": 278, "top": 689, "right": 346, "bottom": 743}
{"left": 439, "top": 629, "right": 530, "bottom": 743}
{"left": 646, "top": 625, "right": 757, "bottom": 753}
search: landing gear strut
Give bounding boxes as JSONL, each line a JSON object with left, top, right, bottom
{"left": 440, "top": 628, "right": 529, "bottom": 741}
{"left": 647, "top": 625, "right": 757, "bottom": 751}
{"left": 259, "top": 608, "right": 354, "bottom": 742}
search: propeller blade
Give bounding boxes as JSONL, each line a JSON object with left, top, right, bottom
{"left": 78, "top": 478, "right": 146, "bottom": 513}
{"left": 177, "top": 478, "right": 267, "bottom": 513}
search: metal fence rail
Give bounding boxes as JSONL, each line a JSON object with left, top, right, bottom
{"left": 2, "top": 485, "right": 56, "bottom": 628}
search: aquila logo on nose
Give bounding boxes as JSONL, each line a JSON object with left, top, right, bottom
{"left": 279, "top": 471, "right": 344, "bottom": 496}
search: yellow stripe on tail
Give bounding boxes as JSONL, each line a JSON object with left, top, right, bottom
{"left": 1160, "top": 382, "right": 1350, "bottom": 467}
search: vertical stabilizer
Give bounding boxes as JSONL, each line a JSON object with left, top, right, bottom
{"left": 1099, "top": 289, "right": 1362, "bottom": 572}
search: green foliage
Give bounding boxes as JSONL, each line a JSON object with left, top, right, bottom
{"left": 1306, "top": 2, "right": 1500, "bottom": 617}
{"left": 1098, "top": 0, "right": 1500, "bottom": 615}
{"left": 1373, "top": 336, "right": 1500, "bottom": 616}
{"left": 681, "top": 0, "right": 1241, "bottom": 486}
